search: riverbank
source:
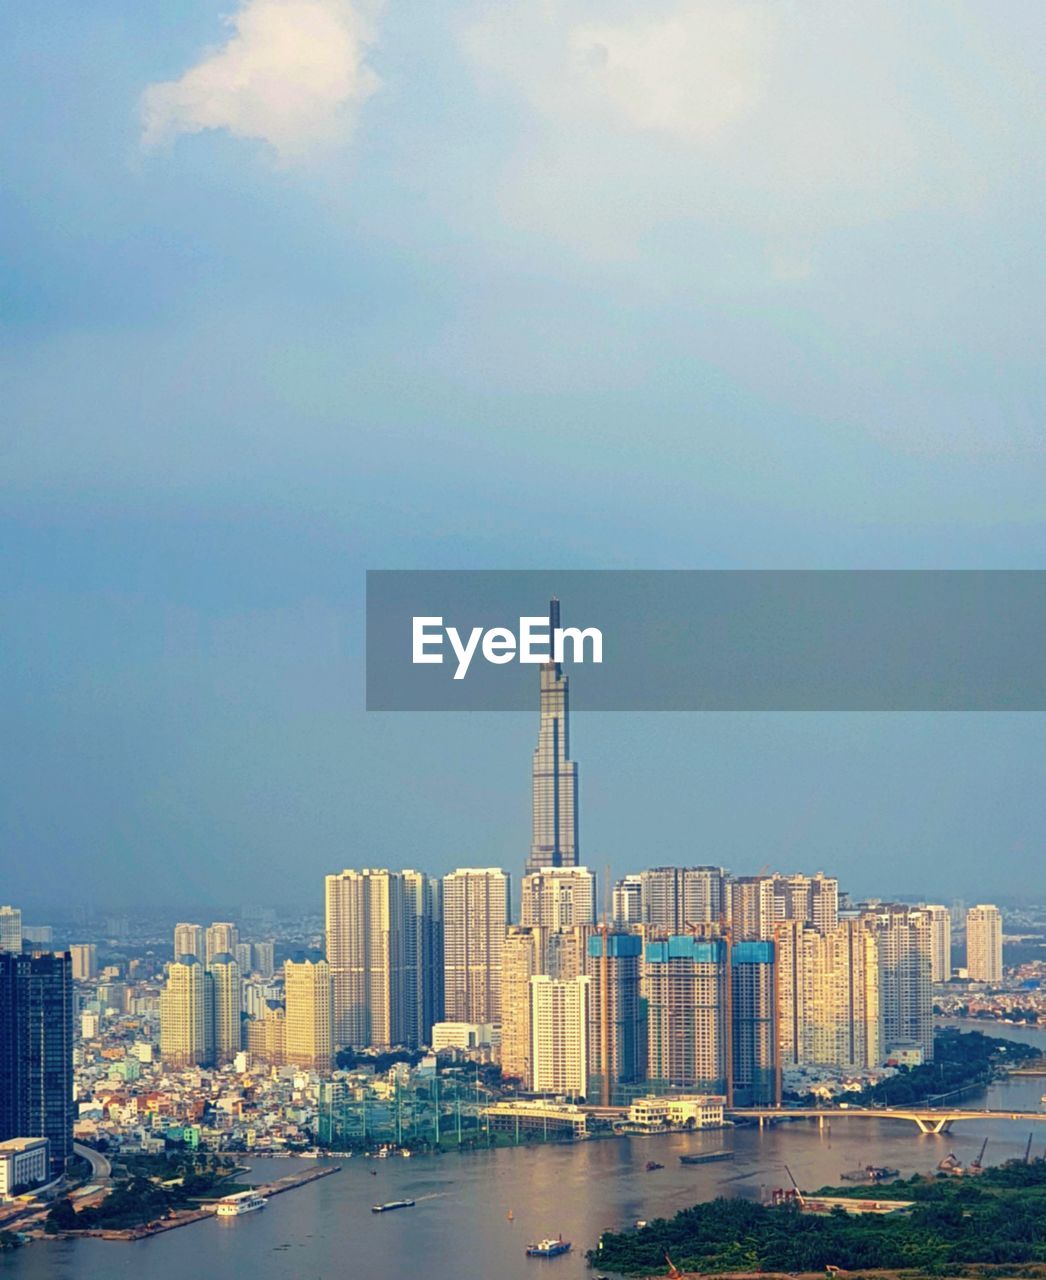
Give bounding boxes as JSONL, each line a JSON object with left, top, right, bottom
{"left": 39, "top": 1164, "right": 340, "bottom": 1243}
{"left": 644, "top": 1271, "right": 1046, "bottom": 1280}
{"left": 592, "top": 1157, "right": 1046, "bottom": 1276}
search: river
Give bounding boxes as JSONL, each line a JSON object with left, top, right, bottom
{"left": 4, "top": 1021, "right": 1042, "bottom": 1280}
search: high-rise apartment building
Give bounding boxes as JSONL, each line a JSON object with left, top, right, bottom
{"left": 205, "top": 922, "right": 239, "bottom": 967}
{"left": 253, "top": 940, "right": 276, "bottom": 979}
{"left": 173, "top": 922, "right": 205, "bottom": 964}
{"left": 645, "top": 935, "right": 728, "bottom": 1093}
{"left": 528, "top": 599, "right": 579, "bottom": 872}
{"left": 325, "top": 868, "right": 438, "bottom": 1050}
{"left": 500, "top": 926, "right": 544, "bottom": 1087}
{"left": 639, "top": 867, "right": 727, "bottom": 934}
{"left": 867, "top": 905, "right": 933, "bottom": 1061}
{"left": 442, "top": 868, "right": 510, "bottom": 1026}
{"left": 729, "top": 876, "right": 775, "bottom": 941}
{"left": 0, "top": 907, "right": 22, "bottom": 953}
{"left": 159, "top": 956, "right": 212, "bottom": 1068}
{"left": 584, "top": 932, "right": 645, "bottom": 1105}
{"left": 965, "top": 904, "right": 1003, "bottom": 984}
{"left": 777, "top": 919, "right": 881, "bottom": 1071}
{"left": 0, "top": 950, "right": 74, "bottom": 1173}
{"left": 402, "top": 870, "right": 443, "bottom": 1045}
{"left": 612, "top": 875, "right": 643, "bottom": 926}
{"left": 284, "top": 956, "right": 332, "bottom": 1073}
{"left": 69, "top": 943, "right": 98, "bottom": 981}
{"left": 731, "top": 940, "right": 777, "bottom": 1105}
{"left": 922, "top": 904, "right": 952, "bottom": 984}
{"left": 771, "top": 874, "right": 839, "bottom": 933}
{"left": 208, "top": 953, "right": 243, "bottom": 1064}
{"left": 530, "top": 975, "right": 590, "bottom": 1096}
{"left": 521, "top": 867, "right": 596, "bottom": 929}
{"left": 246, "top": 1000, "right": 286, "bottom": 1066}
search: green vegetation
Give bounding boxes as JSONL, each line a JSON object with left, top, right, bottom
{"left": 588, "top": 1159, "right": 1046, "bottom": 1276}
{"left": 44, "top": 1154, "right": 247, "bottom": 1234}
{"left": 334, "top": 1048, "right": 425, "bottom": 1072}
{"left": 784, "top": 1028, "right": 1038, "bottom": 1110}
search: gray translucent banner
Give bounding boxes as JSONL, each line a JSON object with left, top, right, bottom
{"left": 366, "top": 570, "right": 1046, "bottom": 711}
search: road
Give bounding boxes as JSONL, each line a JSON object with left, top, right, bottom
{"left": 73, "top": 1142, "right": 112, "bottom": 1182}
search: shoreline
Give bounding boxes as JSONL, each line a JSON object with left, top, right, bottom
{"left": 38, "top": 1164, "right": 340, "bottom": 1244}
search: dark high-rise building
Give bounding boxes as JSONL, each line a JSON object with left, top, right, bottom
{"left": 585, "top": 932, "right": 646, "bottom": 1106}
{"left": 731, "top": 939, "right": 777, "bottom": 1106}
{"left": 528, "top": 598, "right": 579, "bottom": 872}
{"left": 0, "top": 951, "right": 74, "bottom": 1173}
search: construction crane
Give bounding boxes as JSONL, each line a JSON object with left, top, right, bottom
{"left": 664, "top": 1255, "right": 684, "bottom": 1279}
{"left": 969, "top": 1138, "right": 988, "bottom": 1172}
{"left": 784, "top": 1164, "right": 806, "bottom": 1208}
{"left": 1025, "top": 1132, "right": 1034, "bottom": 1164}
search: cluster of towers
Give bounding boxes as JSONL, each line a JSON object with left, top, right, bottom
{"left": 155, "top": 600, "right": 1006, "bottom": 1106}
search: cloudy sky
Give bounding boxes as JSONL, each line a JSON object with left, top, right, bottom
{"left": 2, "top": 0, "right": 1044, "bottom": 911}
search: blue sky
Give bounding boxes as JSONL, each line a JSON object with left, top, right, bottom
{"left": 2, "top": 0, "right": 1044, "bottom": 910}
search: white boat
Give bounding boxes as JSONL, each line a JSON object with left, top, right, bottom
{"left": 216, "top": 1191, "right": 267, "bottom": 1217}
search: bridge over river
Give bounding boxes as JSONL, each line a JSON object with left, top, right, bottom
{"left": 728, "top": 1106, "right": 1046, "bottom": 1134}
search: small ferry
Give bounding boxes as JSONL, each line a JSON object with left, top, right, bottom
{"left": 679, "top": 1150, "right": 733, "bottom": 1165}
{"left": 372, "top": 1199, "right": 416, "bottom": 1214}
{"left": 645, "top": 1160, "right": 664, "bottom": 1171}
{"left": 215, "top": 1191, "right": 267, "bottom": 1217}
{"left": 526, "top": 1237, "right": 571, "bottom": 1258}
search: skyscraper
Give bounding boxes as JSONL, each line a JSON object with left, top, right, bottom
{"left": 639, "top": 867, "right": 727, "bottom": 934}
{"left": 728, "top": 876, "right": 775, "bottom": 941}
{"left": 442, "top": 868, "right": 510, "bottom": 1025}
{"left": 922, "top": 904, "right": 952, "bottom": 984}
{"left": 208, "top": 953, "right": 243, "bottom": 1065}
{"left": 966, "top": 904, "right": 1003, "bottom": 984}
{"left": 253, "top": 940, "right": 276, "bottom": 979}
{"left": 0, "top": 950, "right": 74, "bottom": 1173}
{"left": 771, "top": 874, "right": 839, "bottom": 933}
{"left": 0, "top": 906, "right": 22, "bottom": 954}
{"left": 731, "top": 940, "right": 777, "bottom": 1105}
{"left": 530, "top": 975, "right": 590, "bottom": 1097}
{"left": 612, "top": 875, "right": 643, "bottom": 926}
{"left": 584, "top": 931, "right": 645, "bottom": 1105}
{"left": 160, "top": 956, "right": 212, "bottom": 1067}
{"left": 528, "top": 598, "right": 579, "bottom": 873}
{"left": 205, "top": 922, "right": 239, "bottom": 967}
{"left": 500, "top": 926, "right": 544, "bottom": 1087}
{"left": 173, "top": 922, "right": 205, "bottom": 964}
{"left": 645, "top": 935, "right": 729, "bottom": 1094}
{"left": 402, "top": 870, "right": 443, "bottom": 1046}
{"left": 325, "top": 868, "right": 439, "bottom": 1050}
{"left": 866, "top": 904, "right": 933, "bottom": 1061}
{"left": 284, "top": 956, "right": 332, "bottom": 1073}
{"left": 69, "top": 943, "right": 98, "bottom": 981}
{"left": 521, "top": 867, "right": 596, "bottom": 929}
{"left": 777, "top": 919, "right": 881, "bottom": 1071}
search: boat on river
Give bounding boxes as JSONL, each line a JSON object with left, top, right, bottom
{"left": 372, "top": 1199, "right": 415, "bottom": 1213}
{"left": 526, "top": 1237, "right": 571, "bottom": 1258}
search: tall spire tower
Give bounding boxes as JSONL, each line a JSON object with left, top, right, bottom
{"left": 528, "top": 597, "right": 579, "bottom": 872}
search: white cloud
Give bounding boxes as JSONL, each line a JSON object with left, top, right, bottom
{"left": 567, "top": 5, "right": 764, "bottom": 141}
{"left": 463, "top": 1, "right": 766, "bottom": 142}
{"left": 141, "top": 0, "right": 381, "bottom": 160}
{"left": 460, "top": 1, "right": 1012, "bottom": 264}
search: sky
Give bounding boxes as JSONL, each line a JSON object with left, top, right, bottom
{"left": 1, "top": 0, "right": 1044, "bottom": 912}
